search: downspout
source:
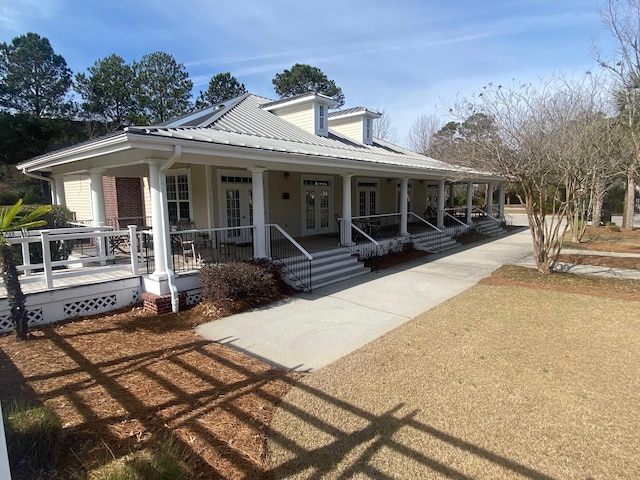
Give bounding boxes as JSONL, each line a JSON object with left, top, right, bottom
{"left": 160, "top": 145, "right": 182, "bottom": 313}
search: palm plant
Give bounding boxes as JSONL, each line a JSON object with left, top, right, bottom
{"left": 0, "top": 199, "right": 51, "bottom": 340}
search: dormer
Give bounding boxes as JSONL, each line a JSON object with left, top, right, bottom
{"left": 262, "top": 92, "right": 339, "bottom": 137}
{"left": 328, "top": 107, "right": 382, "bottom": 145}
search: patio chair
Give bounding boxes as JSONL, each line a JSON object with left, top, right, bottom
{"left": 176, "top": 221, "right": 200, "bottom": 264}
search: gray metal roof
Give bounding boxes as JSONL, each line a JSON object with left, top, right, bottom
{"left": 125, "top": 94, "right": 469, "bottom": 173}
{"left": 18, "top": 93, "right": 493, "bottom": 179}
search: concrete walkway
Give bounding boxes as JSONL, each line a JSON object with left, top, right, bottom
{"left": 196, "top": 228, "right": 537, "bottom": 371}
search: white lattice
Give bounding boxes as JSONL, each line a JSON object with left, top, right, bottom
{"left": 27, "top": 308, "right": 45, "bottom": 327}
{"left": 186, "top": 291, "right": 202, "bottom": 306}
{"left": 0, "top": 308, "right": 45, "bottom": 333}
{"left": 132, "top": 289, "right": 141, "bottom": 303}
{"left": 0, "top": 313, "right": 11, "bottom": 333}
{"left": 64, "top": 295, "right": 117, "bottom": 318}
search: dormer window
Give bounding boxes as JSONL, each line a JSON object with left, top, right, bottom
{"left": 318, "top": 105, "right": 326, "bottom": 131}
{"left": 364, "top": 117, "right": 372, "bottom": 143}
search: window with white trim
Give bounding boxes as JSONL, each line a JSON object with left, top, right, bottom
{"left": 318, "top": 104, "right": 326, "bottom": 131}
{"left": 365, "top": 117, "right": 372, "bottom": 143}
{"left": 166, "top": 172, "right": 191, "bottom": 223}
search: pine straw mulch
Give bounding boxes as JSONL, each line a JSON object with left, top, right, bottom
{"left": 0, "top": 304, "right": 300, "bottom": 479}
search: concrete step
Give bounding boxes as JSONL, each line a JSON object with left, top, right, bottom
{"left": 281, "top": 247, "right": 370, "bottom": 291}
{"left": 412, "top": 231, "right": 460, "bottom": 253}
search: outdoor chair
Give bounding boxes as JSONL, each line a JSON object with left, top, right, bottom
{"left": 176, "top": 221, "right": 200, "bottom": 264}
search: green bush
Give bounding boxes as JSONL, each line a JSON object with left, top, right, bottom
{"left": 200, "top": 261, "right": 280, "bottom": 307}
{"left": 3, "top": 400, "right": 61, "bottom": 475}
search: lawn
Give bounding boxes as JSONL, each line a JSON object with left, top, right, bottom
{"left": 1, "top": 226, "right": 638, "bottom": 478}
{"left": 267, "top": 266, "right": 640, "bottom": 479}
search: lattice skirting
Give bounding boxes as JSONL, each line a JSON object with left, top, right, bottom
{"left": 0, "top": 281, "right": 142, "bottom": 334}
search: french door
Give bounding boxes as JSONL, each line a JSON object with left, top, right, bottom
{"left": 303, "top": 178, "right": 332, "bottom": 235}
{"left": 224, "top": 184, "right": 253, "bottom": 244}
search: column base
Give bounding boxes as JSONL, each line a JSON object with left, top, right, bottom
{"left": 141, "top": 292, "right": 187, "bottom": 314}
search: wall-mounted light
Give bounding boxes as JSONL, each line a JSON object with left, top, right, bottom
{"left": 387, "top": 178, "right": 393, "bottom": 184}
{"left": 284, "top": 172, "right": 290, "bottom": 179}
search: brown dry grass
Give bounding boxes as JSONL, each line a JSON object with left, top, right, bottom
{"left": 0, "top": 305, "right": 299, "bottom": 479}
{"left": 564, "top": 225, "right": 640, "bottom": 253}
{"left": 268, "top": 266, "right": 640, "bottom": 479}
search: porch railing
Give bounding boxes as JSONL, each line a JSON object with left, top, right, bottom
{"left": 443, "top": 211, "right": 470, "bottom": 238}
{"left": 407, "top": 212, "right": 443, "bottom": 252}
{"left": 143, "top": 225, "right": 257, "bottom": 274}
{"left": 266, "top": 224, "right": 313, "bottom": 292}
{"left": 4, "top": 225, "right": 141, "bottom": 290}
{"left": 339, "top": 218, "right": 381, "bottom": 268}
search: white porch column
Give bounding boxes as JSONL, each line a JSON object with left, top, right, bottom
{"left": 341, "top": 173, "right": 353, "bottom": 245}
{"left": 148, "top": 161, "right": 168, "bottom": 278}
{"left": 52, "top": 175, "right": 66, "bottom": 206}
{"left": 88, "top": 168, "right": 106, "bottom": 226}
{"left": 466, "top": 182, "right": 474, "bottom": 225}
{"left": 400, "top": 177, "right": 409, "bottom": 236}
{"left": 205, "top": 165, "right": 215, "bottom": 230}
{"left": 437, "top": 179, "right": 445, "bottom": 229}
{"left": 498, "top": 183, "right": 506, "bottom": 219}
{"left": 250, "top": 167, "right": 267, "bottom": 258}
{"left": 486, "top": 182, "right": 494, "bottom": 215}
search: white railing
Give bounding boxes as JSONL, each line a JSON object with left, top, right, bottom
{"left": 4, "top": 225, "right": 141, "bottom": 289}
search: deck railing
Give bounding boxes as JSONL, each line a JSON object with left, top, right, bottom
{"left": 4, "top": 225, "right": 141, "bottom": 289}
{"left": 266, "top": 224, "right": 313, "bottom": 292}
{"left": 443, "top": 211, "right": 470, "bottom": 238}
{"left": 339, "top": 218, "right": 381, "bottom": 268}
{"left": 143, "top": 225, "right": 257, "bottom": 274}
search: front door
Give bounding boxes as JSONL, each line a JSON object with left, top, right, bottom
{"left": 223, "top": 184, "right": 253, "bottom": 244}
{"left": 302, "top": 178, "right": 332, "bottom": 235}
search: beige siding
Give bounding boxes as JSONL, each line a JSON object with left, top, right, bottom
{"left": 63, "top": 175, "right": 92, "bottom": 222}
{"left": 328, "top": 117, "right": 363, "bottom": 143}
{"left": 267, "top": 171, "right": 302, "bottom": 235}
{"left": 188, "top": 164, "right": 207, "bottom": 226}
{"left": 276, "top": 104, "right": 314, "bottom": 133}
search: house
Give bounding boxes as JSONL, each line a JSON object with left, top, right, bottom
{"left": 13, "top": 91, "right": 506, "bottom": 320}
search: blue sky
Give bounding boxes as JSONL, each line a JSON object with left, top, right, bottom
{"left": 0, "top": 0, "right": 616, "bottom": 142}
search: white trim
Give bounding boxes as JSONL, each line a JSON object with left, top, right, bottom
{"left": 165, "top": 167, "right": 193, "bottom": 223}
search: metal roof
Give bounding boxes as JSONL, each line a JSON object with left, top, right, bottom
{"left": 17, "top": 93, "right": 495, "bottom": 179}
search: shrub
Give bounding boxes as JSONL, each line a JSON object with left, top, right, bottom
{"left": 200, "top": 261, "right": 280, "bottom": 307}
{"left": 605, "top": 221, "right": 621, "bottom": 232}
{"left": 3, "top": 400, "right": 61, "bottom": 475}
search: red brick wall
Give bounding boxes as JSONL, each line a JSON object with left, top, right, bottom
{"left": 102, "top": 177, "right": 144, "bottom": 228}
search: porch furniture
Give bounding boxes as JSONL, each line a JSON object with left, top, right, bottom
{"left": 176, "top": 221, "right": 200, "bottom": 264}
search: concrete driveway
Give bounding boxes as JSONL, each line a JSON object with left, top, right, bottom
{"left": 196, "top": 227, "right": 536, "bottom": 371}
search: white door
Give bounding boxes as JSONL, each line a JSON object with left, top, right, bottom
{"left": 357, "top": 181, "right": 378, "bottom": 217}
{"left": 302, "top": 178, "right": 332, "bottom": 235}
{"left": 224, "top": 185, "right": 253, "bottom": 244}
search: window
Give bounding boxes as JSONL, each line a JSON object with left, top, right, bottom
{"left": 365, "top": 118, "right": 372, "bottom": 142}
{"left": 166, "top": 173, "right": 191, "bottom": 224}
{"left": 318, "top": 104, "right": 325, "bottom": 131}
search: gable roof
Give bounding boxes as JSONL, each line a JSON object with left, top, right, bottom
{"left": 17, "top": 93, "right": 499, "bottom": 181}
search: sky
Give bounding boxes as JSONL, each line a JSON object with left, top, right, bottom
{"left": 0, "top": 0, "right": 619, "bottom": 144}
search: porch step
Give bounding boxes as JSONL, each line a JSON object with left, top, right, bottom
{"left": 281, "top": 247, "right": 370, "bottom": 291}
{"left": 473, "top": 218, "right": 506, "bottom": 237}
{"left": 412, "top": 231, "right": 460, "bottom": 253}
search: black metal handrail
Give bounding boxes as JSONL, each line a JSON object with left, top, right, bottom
{"left": 266, "top": 224, "right": 313, "bottom": 292}
{"left": 407, "top": 213, "right": 443, "bottom": 253}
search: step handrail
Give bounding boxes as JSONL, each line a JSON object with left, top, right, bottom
{"left": 408, "top": 212, "right": 443, "bottom": 233}
{"left": 266, "top": 224, "right": 313, "bottom": 261}
{"left": 444, "top": 211, "right": 469, "bottom": 227}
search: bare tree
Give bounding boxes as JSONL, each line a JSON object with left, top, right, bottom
{"left": 372, "top": 109, "right": 398, "bottom": 143}
{"left": 595, "top": 0, "right": 640, "bottom": 229}
{"left": 446, "top": 77, "right": 609, "bottom": 273}
{"left": 406, "top": 113, "right": 443, "bottom": 154}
